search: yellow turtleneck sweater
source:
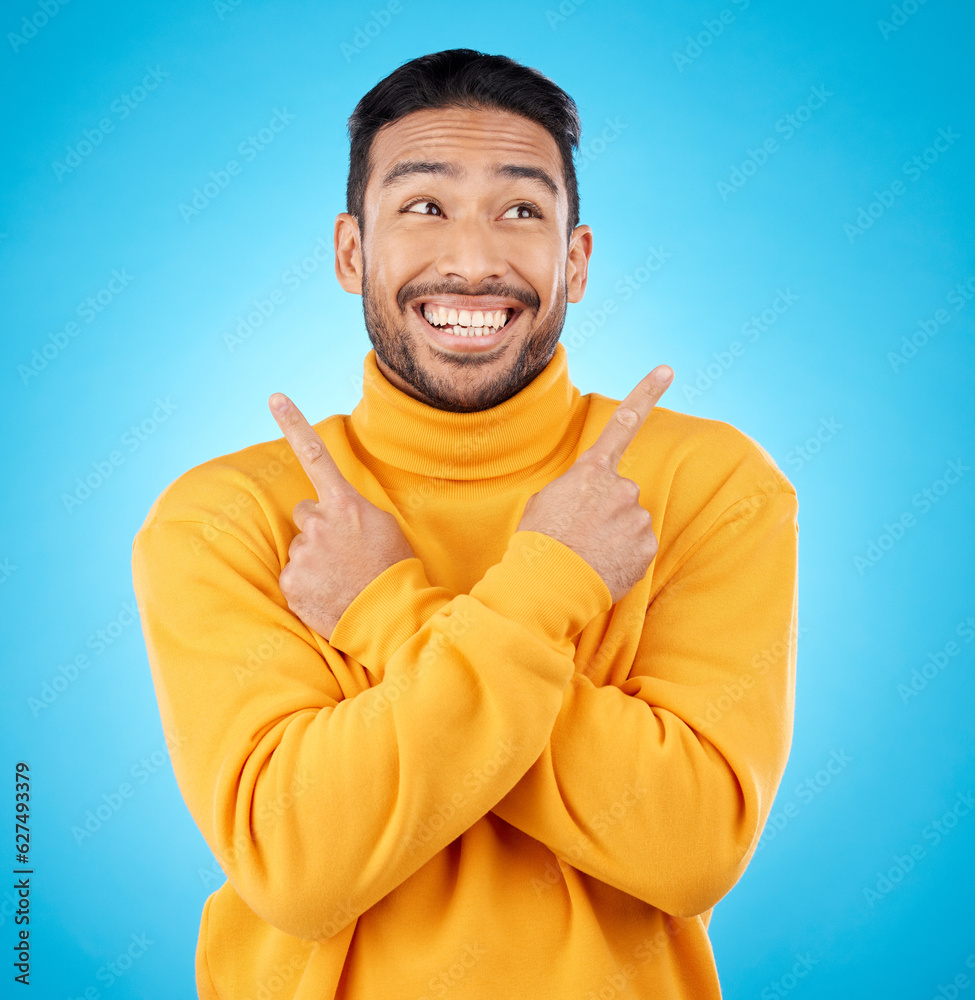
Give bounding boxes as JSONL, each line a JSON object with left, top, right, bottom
{"left": 131, "top": 341, "right": 798, "bottom": 999}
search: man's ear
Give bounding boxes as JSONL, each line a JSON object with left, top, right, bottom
{"left": 334, "top": 213, "right": 363, "bottom": 295}
{"left": 566, "top": 224, "right": 593, "bottom": 303}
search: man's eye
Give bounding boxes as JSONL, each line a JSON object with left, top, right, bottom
{"left": 502, "top": 203, "right": 542, "bottom": 220}
{"left": 404, "top": 200, "right": 442, "bottom": 216}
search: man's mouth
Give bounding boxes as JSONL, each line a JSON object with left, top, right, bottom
{"left": 416, "top": 301, "right": 518, "bottom": 338}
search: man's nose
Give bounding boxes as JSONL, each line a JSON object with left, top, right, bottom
{"left": 435, "top": 216, "right": 508, "bottom": 286}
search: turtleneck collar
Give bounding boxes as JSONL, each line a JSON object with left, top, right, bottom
{"left": 347, "top": 341, "right": 581, "bottom": 481}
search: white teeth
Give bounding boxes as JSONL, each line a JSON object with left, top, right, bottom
{"left": 421, "top": 304, "right": 513, "bottom": 333}
{"left": 447, "top": 325, "right": 498, "bottom": 337}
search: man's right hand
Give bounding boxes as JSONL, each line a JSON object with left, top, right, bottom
{"left": 515, "top": 365, "right": 674, "bottom": 604}
{"left": 268, "top": 392, "right": 415, "bottom": 640}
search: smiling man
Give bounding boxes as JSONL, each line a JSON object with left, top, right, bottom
{"left": 132, "top": 48, "right": 799, "bottom": 1000}
{"left": 348, "top": 99, "right": 581, "bottom": 413}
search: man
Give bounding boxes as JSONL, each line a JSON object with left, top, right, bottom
{"left": 132, "top": 48, "right": 798, "bottom": 999}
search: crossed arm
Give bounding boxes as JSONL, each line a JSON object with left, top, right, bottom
{"left": 266, "top": 372, "right": 798, "bottom": 923}
{"left": 329, "top": 486, "right": 799, "bottom": 919}
{"left": 132, "top": 371, "right": 797, "bottom": 943}
{"left": 133, "top": 479, "right": 796, "bottom": 945}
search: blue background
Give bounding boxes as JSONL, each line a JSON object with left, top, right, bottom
{"left": 2, "top": 0, "right": 973, "bottom": 996}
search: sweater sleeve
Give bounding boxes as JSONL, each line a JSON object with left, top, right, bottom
{"left": 327, "top": 556, "right": 454, "bottom": 671}
{"left": 489, "top": 490, "right": 799, "bottom": 918}
{"left": 131, "top": 518, "right": 611, "bottom": 942}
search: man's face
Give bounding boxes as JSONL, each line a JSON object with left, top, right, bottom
{"left": 334, "top": 106, "right": 592, "bottom": 412}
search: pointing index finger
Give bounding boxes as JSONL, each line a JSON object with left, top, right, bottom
{"left": 268, "top": 392, "right": 350, "bottom": 500}
{"left": 587, "top": 365, "right": 674, "bottom": 470}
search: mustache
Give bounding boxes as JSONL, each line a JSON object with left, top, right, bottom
{"left": 395, "top": 280, "right": 540, "bottom": 314}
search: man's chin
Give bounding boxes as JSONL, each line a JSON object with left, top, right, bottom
{"left": 366, "top": 313, "right": 561, "bottom": 412}
{"left": 394, "top": 362, "right": 506, "bottom": 413}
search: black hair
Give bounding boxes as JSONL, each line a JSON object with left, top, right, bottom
{"left": 345, "top": 48, "right": 581, "bottom": 244}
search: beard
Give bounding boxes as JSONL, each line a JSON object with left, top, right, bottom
{"left": 361, "top": 262, "right": 568, "bottom": 414}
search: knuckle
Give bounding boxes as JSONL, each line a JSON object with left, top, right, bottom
{"left": 616, "top": 406, "right": 638, "bottom": 429}
{"left": 302, "top": 510, "right": 327, "bottom": 533}
{"left": 613, "top": 478, "right": 637, "bottom": 503}
{"left": 287, "top": 546, "right": 312, "bottom": 571}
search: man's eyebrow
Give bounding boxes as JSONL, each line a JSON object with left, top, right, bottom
{"left": 493, "top": 163, "right": 559, "bottom": 197}
{"left": 381, "top": 160, "right": 462, "bottom": 187}
{"left": 380, "top": 160, "right": 560, "bottom": 197}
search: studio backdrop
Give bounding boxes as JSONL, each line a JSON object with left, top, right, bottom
{"left": 2, "top": 0, "right": 973, "bottom": 997}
